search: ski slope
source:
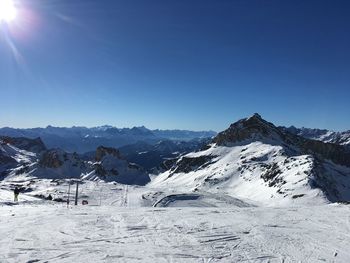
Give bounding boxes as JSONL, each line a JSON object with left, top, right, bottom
{"left": 0, "top": 182, "right": 350, "bottom": 262}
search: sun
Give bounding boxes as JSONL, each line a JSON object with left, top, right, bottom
{"left": 0, "top": 0, "right": 17, "bottom": 23}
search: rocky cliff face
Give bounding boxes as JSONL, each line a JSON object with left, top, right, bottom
{"left": 89, "top": 146, "right": 150, "bottom": 185}
{"left": 0, "top": 136, "right": 46, "bottom": 153}
{"left": 39, "top": 149, "right": 83, "bottom": 169}
{"left": 34, "top": 149, "right": 87, "bottom": 179}
{"left": 95, "top": 146, "right": 122, "bottom": 162}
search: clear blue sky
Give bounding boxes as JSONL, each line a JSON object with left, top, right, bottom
{"left": 1, "top": 0, "right": 349, "bottom": 131}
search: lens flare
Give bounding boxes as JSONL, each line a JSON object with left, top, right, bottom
{"left": 0, "top": 0, "right": 17, "bottom": 23}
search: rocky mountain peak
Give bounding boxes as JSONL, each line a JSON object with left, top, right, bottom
{"left": 39, "top": 149, "right": 82, "bottom": 169}
{"left": 39, "top": 149, "right": 65, "bottom": 168}
{"left": 0, "top": 136, "right": 46, "bottom": 153}
{"left": 95, "top": 146, "right": 122, "bottom": 161}
{"left": 213, "top": 114, "right": 285, "bottom": 145}
{"left": 248, "top": 113, "right": 263, "bottom": 120}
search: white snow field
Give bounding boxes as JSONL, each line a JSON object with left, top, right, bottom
{"left": 1, "top": 181, "right": 350, "bottom": 263}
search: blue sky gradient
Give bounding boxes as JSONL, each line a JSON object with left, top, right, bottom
{"left": 1, "top": 0, "right": 349, "bottom": 131}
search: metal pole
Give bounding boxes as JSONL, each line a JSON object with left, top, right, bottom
{"left": 74, "top": 181, "right": 79, "bottom": 205}
{"left": 67, "top": 182, "right": 71, "bottom": 208}
{"left": 100, "top": 186, "right": 102, "bottom": 206}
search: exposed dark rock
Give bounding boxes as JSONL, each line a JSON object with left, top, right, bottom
{"left": 292, "top": 194, "right": 305, "bottom": 199}
{"left": 39, "top": 150, "right": 64, "bottom": 168}
{"left": 171, "top": 155, "right": 215, "bottom": 174}
{"left": 93, "top": 146, "right": 150, "bottom": 185}
{"left": 118, "top": 139, "right": 210, "bottom": 172}
{"left": 94, "top": 163, "right": 107, "bottom": 177}
{"left": 260, "top": 163, "right": 286, "bottom": 187}
{"left": 95, "top": 146, "right": 122, "bottom": 161}
{"left": 0, "top": 154, "right": 16, "bottom": 165}
{"left": 39, "top": 149, "right": 84, "bottom": 170}
{"left": 213, "top": 113, "right": 287, "bottom": 146}
{"left": 161, "top": 158, "right": 178, "bottom": 171}
{"left": 0, "top": 136, "right": 46, "bottom": 153}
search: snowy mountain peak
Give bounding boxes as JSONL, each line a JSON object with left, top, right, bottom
{"left": 213, "top": 114, "right": 284, "bottom": 146}
{"left": 152, "top": 115, "right": 350, "bottom": 206}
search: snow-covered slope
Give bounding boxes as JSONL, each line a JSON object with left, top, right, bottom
{"left": 1, "top": 202, "right": 350, "bottom": 263}
{"left": 152, "top": 114, "right": 350, "bottom": 206}
{"left": 1, "top": 137, "right": 150, "bottom": 186}
{"left": 0, "top": 137, "right": 42, "bottom": 177}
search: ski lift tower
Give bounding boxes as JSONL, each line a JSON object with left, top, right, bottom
{"left": 67, "top": 179, "right": 82, "bottom": 207}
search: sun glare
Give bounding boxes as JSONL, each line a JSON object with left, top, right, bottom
{"left": 0, "top": 0, "right": 17, "bottom": 23}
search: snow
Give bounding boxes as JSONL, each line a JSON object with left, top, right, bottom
{"left": 1, "top": 121, "right": 350, "bottom": 262}
{"left": 151, "top": 142, "right": 336, "bottom": 206}
{"left": 0, "top": 143, "right": 37, "bottom": 164}
{"left": 0, "top": 170, "right": 350, "bottom": 262}
{"left": 0, "top": 185, "right": 350, "bottom": 262}
{"left": 291, "top": 127, "right": 350, "bottom": 146}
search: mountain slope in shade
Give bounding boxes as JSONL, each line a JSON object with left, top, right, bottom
{"left": 0, "top": 137, "right": 42, "bottom": 178}
{"left": 118, "top": 138, "right": 211, "bottom": 172}
{"left": 282, "top": 126, "right": 350, "bottom": 147}
{"left": 151, "top": 114, "right": 350, "bottom": 206}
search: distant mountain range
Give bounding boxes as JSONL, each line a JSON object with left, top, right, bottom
{"left": 1, "top": 114, "right": 350, "bottom": 205}
{"left": 281, "top": 126, "right": 350, "bottom": 147}
{"left": 0, "top": 126, "right": 216, "bottom": 153}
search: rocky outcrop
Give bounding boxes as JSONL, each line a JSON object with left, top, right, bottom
{"left": 298, "top": 139, "right": 350, "bottom": 167}
{"left": 39, "top": 149, "right": 84, "bottom": 169}
{"left": 0, "top": 136, "right": 46, "bottom": 153}
{"left": 93, "top": 146, "right": 150, "bottom": 185}
{"left": 39, "top": 150, "right": 64, "bottom": 168}
{"left": 95, "top": 146, "right": 122, "bottom": 161}
{"left": 170, "top": 155, "right": 215, "bottom": 174}
{"left": 213, "top": 113, "right": 287, "bottom": 145}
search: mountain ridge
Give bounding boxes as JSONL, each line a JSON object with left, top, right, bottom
{"left": 0, "top": 126, "right": 216, "bottom": 153}
{"left": 152, "top": 114, "right": 350, "bottom": 206}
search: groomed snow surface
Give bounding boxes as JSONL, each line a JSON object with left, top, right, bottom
{"left": 1, "top": 181, "right": 350, "bottom": 262}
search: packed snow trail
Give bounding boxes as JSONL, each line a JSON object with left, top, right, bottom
{"left": 0, "top": 203, "right": 350, "bottom": 262}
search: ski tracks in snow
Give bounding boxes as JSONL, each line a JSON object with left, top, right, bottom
{"left": 1, "top": 201, "right": 350, "bottom": 262}
{"left": 121, "top": 185, "right": 128, "bottom": 207}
